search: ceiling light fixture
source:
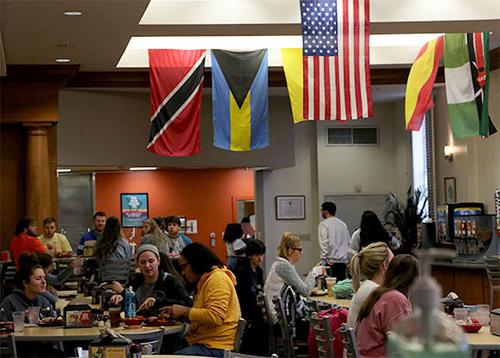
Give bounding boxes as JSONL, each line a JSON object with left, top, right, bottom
{"left": 63, "top": 11, "right": 82, "bottom": 16}
{"left": 57, "top": 168, "right": 72, "bottom": 173}
{"left": 55, "top": 58, "right": 71, "bottom": 63}
{"left": 129, "top": 167, "right": 158, "bottom": 171}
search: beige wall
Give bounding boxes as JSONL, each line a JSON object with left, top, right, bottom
{"left": 434, "top": 69, "right": 500, "bottom": 213}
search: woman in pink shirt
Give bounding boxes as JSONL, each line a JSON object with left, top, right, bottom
{"left": 355, "top": 254, "right": 419, "bottom": 358}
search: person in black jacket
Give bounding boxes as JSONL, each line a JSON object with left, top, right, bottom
{"left": 233, "top": 240, "right": 267, "bottom": 355}
{"left": 110, "top": 244, "right": 191, "bottom": 316}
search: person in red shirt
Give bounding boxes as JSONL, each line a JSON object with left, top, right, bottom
{"left": 9, "top": 218, "right": 53, "bottom": 267}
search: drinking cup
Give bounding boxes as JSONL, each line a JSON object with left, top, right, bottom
{"left": 326, "top": 277, "right": 337, "bottom": 297}
{"left": 27, "top": 306, "right": 40, "bottom": 324}
{"left": 476, "top": 304, "right": 490, "bottom": 325}
{"left": 453, "top": 307, "right": 468, "bottom": 323}
{"left": 12, "top": 311, "right": 25, "bottom": 332}
{"left": 108, "top": 305, "right": 122, "bottom": 328}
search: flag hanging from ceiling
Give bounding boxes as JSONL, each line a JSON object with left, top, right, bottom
{"left": 147, "top": 49, "right": 206, "bottom": 156}
{"left": 211, "top": 49, "right": 269, "bottom": 151}
{"left": 281, "top": 48, "right": 305, "bottom": 123}
{"left": 444, "top": 33, "right": 497, "bottom": 138}
{"left": 405, "top": 36, "right": 444, "bottom": 131}
{"left": 300, "top": 0, "right": 372, "bottom": 121}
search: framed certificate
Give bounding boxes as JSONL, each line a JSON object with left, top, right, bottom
{"left": 120, "top": 193, "right": 149, "bottom": 227}
{"left": 276, "top": 195, "right": 306, "bottom": 220}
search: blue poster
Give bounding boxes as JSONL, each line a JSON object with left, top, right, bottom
{"left": 121, "top": 193, "right": 149, "bottom": 227}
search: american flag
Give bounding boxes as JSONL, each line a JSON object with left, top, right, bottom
{"left": 301, "top": 0, "right": 372, "bottom": 120}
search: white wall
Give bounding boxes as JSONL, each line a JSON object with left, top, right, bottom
{"left": 434, "top": 69, "right": 500, "bottom": 213}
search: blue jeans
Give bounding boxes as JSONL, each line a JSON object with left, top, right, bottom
{"left": 174, "top": 344, "right": 224, "bottom": 357}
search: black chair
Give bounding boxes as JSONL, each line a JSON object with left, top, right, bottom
{"left": 98, "top": 259, "right": 133, "bottom": 283}
{"left": 256, "top": 292, "right": 276, "bottom": 355}
{"left": 0, "top": 333, "right": 18, "bottom": 358}
{"left": 0, "top": 262, "right": 16, "bottom": 300}
{"left": 233, "top": 318, "right": 247, "bottom": 353}
{"left": 310, "top": 312, "right": 335, "bottom": 358}
{"left": 272, "top": 295, "right": 294, "bottom": 358}
{"left": 339, "top": 323, "right": 359, "bottom": 358}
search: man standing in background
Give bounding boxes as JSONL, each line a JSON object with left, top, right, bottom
{"left": 38, "top": 218, "right": 73, "bottom": 257}
{"left": 318, "top": 202, "right": 350, "bottom": 280}
{"left": 77, "top": 211, "right": 107, "bottom": 255}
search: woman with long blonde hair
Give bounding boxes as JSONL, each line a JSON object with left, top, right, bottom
{"left": 347, "top": 242, "right": 393, "bottom": 327}
{"left": 140, "top": 218, "right": 169, "bottom": 255}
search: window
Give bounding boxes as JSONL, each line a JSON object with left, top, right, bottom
{"left": 326, "top": 127, "right": 378, "bottom": 145}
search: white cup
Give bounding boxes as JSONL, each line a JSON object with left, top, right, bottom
{"left": 27, "top": 306, "right": 40, "bottom": 324}
{"left": 12, "top": 311, "right": 25, "bottom": 331}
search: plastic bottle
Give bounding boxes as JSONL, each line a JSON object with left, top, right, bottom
{"left": 387, "top": 250, "right": 470, "bottom": 357}
{"left": 124, "top": 287, "right": 136, "bottom": 318}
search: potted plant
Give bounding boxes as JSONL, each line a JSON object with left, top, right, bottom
{"left": 383, "top": 187, "right": 428, "bottom": 254}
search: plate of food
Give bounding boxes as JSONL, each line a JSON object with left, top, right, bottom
{"left": 37, "top": 316, "right": 65, "bottom": 327}
{"left": 144, "top": 316, "right": 178, "bottom": 326}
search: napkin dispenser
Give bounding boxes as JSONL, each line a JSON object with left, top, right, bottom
{"left": 89, "top": 329, "right": 132, "bottom": 357}
{"left": 64, "top": 304, "right": 93, "bottom": 328}
{"left": 491, "top": 308, "right": 500, "bottom": 336}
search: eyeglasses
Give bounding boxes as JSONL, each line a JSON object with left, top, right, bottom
{"left": 292, "top": 247, "right": 303, "bottom": 252}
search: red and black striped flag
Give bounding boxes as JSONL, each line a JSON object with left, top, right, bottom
{"left": 147, "top": 49, "right": 206, "bottom": 156}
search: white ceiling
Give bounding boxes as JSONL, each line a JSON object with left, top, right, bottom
{"left": 1, "top": 0, "right": 499, "bottom": 72}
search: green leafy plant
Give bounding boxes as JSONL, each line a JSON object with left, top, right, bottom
{"left": 383, "top": 187, "right": 428, "bottom": 254}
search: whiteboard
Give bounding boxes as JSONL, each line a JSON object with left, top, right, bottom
{"left": 324, "top": 194, "right": 387, "bottom": 235}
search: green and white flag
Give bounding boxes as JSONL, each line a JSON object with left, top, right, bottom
{"left": 444, "top": 33, "right": 496, "bottom": 138}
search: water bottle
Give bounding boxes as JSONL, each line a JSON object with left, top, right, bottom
{"left": 124, "top": 287, "right": 136, "bottom": 318}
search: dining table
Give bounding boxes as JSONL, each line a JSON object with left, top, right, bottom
{"left": 14, "top": 323, "right": 184, "bottom": 342}
{"left": 466, "top": 326, "right": 500, "bottom": 351}
{"left": 310, "top": 295, "right": 352, "bottom": 309}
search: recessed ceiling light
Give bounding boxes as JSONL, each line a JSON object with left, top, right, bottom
{"left": 63, "top": 10, "right": 82, "bottom": 16}
{"left": 55, "top": 58, "right": 71, "bottom": 63}
{"left": 129, "top": 167, "right": 158, "bottom": 171}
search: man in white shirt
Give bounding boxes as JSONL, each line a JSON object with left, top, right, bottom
{"left": 318, "top": 202, "right": 350, "bottom": 280}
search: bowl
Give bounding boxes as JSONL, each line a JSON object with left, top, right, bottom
{"left": 122, "top": 316, "right": 144, "bottom": 326}
{"left": 459, "top": 323, "right": 483, "bottom": 333}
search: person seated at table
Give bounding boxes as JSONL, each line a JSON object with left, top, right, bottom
{"left": 37, "top": 217, "right": 73, "bottom": 257}
{"left": 263, "top": 232, "right": 317, "bottom": 322}
{"left": 140, "top": 218, "right": 169, "bottom": 255}
{"left": 0, "top": 253, "right": 54, "bottom": 320}
{"left": 9, "top": 217, "right": 54, "bottom": 267}
{"left": 355, "top": 254, "right": 419, "bottom": 358}
{"left": 160, "top": 243, "right": 240, "bottom": 357}
{"left": 347, "top": 242, "right": 393, "bottom": 327}
{"left": 233, "top": 239, "right": 267, "bottom": 355}
{"left": 94, "top": 216, "right": 133, "bottom": 280}
{"left": 223, "top": 223, "right": 247, "bottom": 270}
{"left": 348, "top": 210, "right": 400, "bottom": 262}
{"left": 77, "top": 211, "right": 107, "bottom": 255}
{"left": 109, "top": 244, "right": 191, "bottom": 315}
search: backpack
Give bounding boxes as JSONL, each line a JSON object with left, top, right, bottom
{"left": 308, "top": 306, "right": 348, "bottom": 357}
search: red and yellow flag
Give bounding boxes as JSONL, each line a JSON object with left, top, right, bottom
{"left": 405, "top": 36, "right": 444, "bottom": 131}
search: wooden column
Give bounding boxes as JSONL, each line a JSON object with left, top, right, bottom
{"left": 24, "top": 123, "right": 52, "bottom": 227}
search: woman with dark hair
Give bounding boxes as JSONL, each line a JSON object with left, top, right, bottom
{"left": 9, "top": 217, "right": 52, "bottom": 267}
{"left": 160, "top": 243, "right": 241, "bottom": 357}
{"left": 110, "top": 244, "right": 191, "bottom": 316}
{"left": 94, "top": 217, "right": 133, "bottom": 280}
{"left": 0, "top": 253, "right": 53, "bottom": 320}
{"left": 348, "top": 210, "right": 400, "bottom": 261}
{"left": 223, "top": 223, "right": 246, "bottom": 270}
{"left": 355, "top": 254, "right": 419, "bottom": 358}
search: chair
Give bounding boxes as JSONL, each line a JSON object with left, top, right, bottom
{"left": 256, "top": 292, "right": 276, "bottom": 355}
{"left": 0, "top": 333, "right": 18, "bottom": 358}
{"left": 484, "top": 256, "right": 500, "bottom": 307}
{"left": 233, "top": 318, "right": 247, "bottom": 353}
{"left": 132, "top": 327, "right": 164, "bottom": 355}
{"left": 339, "top": 323, "right": 359, "bottom": 358}
{"left": 98, "top": 259, "right": 132, "bottom": 283}
{"left": 0, "top": 262, "right": 16, "bottom": 300}
{"left": 310, "top": 313, "right": 334, "bottom": 358}
{"left": 315, "top": 301, "right": 333, "bottom": 312}
{"left": 223, "top": 350, "right": 279, "bottom": 358}
{"left": 272, "top": 295, "right": 294, "bottom": 358}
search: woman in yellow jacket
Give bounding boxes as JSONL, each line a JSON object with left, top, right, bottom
{"left": 161, "top": 242, "right": 241, "bottom": 357}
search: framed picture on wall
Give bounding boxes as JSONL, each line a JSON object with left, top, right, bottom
{"left": 444, "top": 177, "right": 456, "bottom": 204}
{"left": 276, "top": 195, "right": 306, "bottom": 220}
{"left": 120, "top": 193, "right": 149, "bottom": 227}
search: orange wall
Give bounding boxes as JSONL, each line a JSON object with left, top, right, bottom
{"left": 95, "top": 168, "right": 254, "bottom": 259}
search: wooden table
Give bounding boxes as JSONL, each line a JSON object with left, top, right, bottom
{"left": 311, "top": 295, "right": 352, "bottom": 309}
{"left": 467, "top": 326, "right": 500, "bottom": 350}
{"left": 15, "top": 324, "right": 184, "bottom": 342}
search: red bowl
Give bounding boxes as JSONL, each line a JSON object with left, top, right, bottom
{"left": 122, "top": 316, "right": 144, "bottom": 326}
{"left": 460, "top": 324, "right": 482, "bottom": 333}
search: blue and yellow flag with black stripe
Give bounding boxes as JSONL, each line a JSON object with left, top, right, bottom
{"left": 211, "top": 49, "right": 269, "bottom": 151}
